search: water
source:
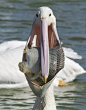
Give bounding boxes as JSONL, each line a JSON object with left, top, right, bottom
{"left": 0, "top": 0, "right": 86, "bottom": 110}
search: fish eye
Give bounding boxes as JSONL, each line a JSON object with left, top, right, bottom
{"left": 36, "top": 14, "right": 39, "bottom": 17}
{"left": 49, "top": 13, "right": 51, "bottom": 17}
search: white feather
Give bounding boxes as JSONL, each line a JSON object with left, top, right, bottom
{"left": 0, "top": 40, "right": 85, "bottom": 88}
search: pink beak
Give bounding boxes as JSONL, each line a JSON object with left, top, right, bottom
{"left": 41, "top": 18, "right": 49, "bottom": 83}
{"left": 25, "top": 16, "right": 60, "bottom": 83}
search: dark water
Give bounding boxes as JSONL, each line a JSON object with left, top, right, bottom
{"left": 0, "top": 0, "right": 86, "bottom": 110}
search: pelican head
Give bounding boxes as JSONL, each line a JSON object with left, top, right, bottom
{"left": 26, "top": 6, "right": 61, "bottom": 83}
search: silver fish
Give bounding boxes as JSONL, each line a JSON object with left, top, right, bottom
{"left": 19, "top": 45, "right": 64, "bottom": 84}
{"left": 18, "top": 45, "right": 64, "bottom": 97}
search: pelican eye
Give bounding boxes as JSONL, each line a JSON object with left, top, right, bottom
{"left": 36, "top": 14, "right": 39, "bottom": 17}
{"left": 49, "top": 13, "right": 51, "bottom": 16}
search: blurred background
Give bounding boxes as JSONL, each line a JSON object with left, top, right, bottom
{"left": 0, "top": 0, "right": 86, "bottom": 110}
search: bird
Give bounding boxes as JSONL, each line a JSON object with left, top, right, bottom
{"left": 0, "top": 6, "right": 85, "bottom": 90}
{"left": 17, "top": 6, "right": 85, "bottom": 110}
{"left": 0, "top": 42, "right": 85, "bottom": 88}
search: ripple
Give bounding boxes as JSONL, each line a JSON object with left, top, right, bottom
{"left": 0, "top": 0, "right": 86, "bottom": 109}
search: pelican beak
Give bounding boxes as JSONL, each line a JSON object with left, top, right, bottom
{"left": 25, "top": 15, "right": 61, "bottom": 83}
{"left": 41, "top": 17, "right": 49, "bottom": 83}
{"left": 21, "top": 7, "right": 64, "bottom": 97}
{"left": 40, "top": 18, "right": 61, "bottom": 83}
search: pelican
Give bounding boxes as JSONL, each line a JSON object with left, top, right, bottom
{"left": 0, "top": 7, "right": 85, "bottom": 89}
{"left": 0, "top": 40, "right": 85, "bottom": 88}
{"left": 17, "top": 6, "right": 86, "bottom": 110}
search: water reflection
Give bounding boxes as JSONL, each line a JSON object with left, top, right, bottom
{"left": 55, "top": 80, "right": 86, "bottom": 110}
{"left": 0, "top": 87, "right": 34, "bottom": 110}
{"left": 0, "top": 80, "right": 86, "bottom": 110}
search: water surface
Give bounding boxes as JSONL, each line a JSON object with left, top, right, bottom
{"left": 0, "top": 0, "right": 86, "bottom": 110}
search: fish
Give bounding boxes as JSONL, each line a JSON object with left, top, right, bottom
{"left": 18, "top": 45, "right": 64, "bottom": 85}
